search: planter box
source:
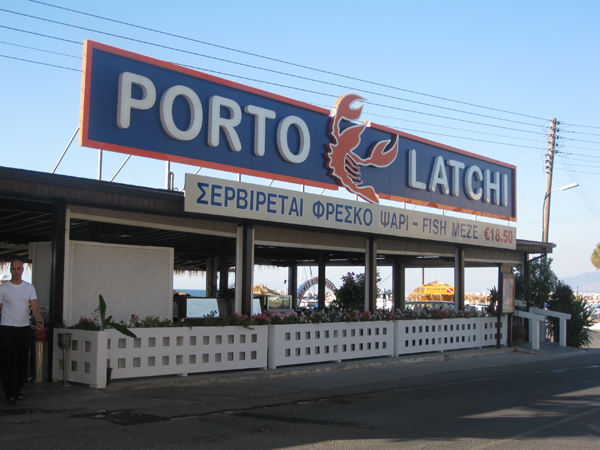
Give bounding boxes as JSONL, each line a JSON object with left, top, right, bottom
{"left": 268, "top": 322, "right": 394, "bottom": 369}
{"left": 394, "top": 316, "right": 507, "bottom": 356}
{"left": 52, "top": 329, "right": 108, "bottom": 389}
{"left": 53, "top": 326, "right": 268, "bottom": 389}
{"left": 52, "top": 318, "right": 507, "bottom": 388}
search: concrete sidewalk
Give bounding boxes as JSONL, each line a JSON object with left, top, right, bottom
{"left": 4, "top": 342, "right": 591, "bottom": 416}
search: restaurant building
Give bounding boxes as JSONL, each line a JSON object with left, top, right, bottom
{"left": 0, "top": 41, "right": 553, "bottom": 385}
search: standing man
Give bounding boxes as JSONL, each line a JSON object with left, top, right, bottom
{"left": 0, "top": 259, "right": 43, "bottom": 405}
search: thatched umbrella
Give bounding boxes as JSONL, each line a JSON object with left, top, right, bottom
{"left": 408, "top": 280, "right": 454, "bottom": 302}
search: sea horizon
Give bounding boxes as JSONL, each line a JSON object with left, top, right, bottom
{"left": 175, "top": 288, "right": 206, "bottom": 297}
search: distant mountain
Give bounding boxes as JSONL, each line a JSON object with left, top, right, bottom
{"left": 562, "top": 272, "right": 600, "bottom": 293}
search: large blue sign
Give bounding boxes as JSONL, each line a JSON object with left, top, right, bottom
{"left": 80, "top": 41, "right": 516, "bottom": 221}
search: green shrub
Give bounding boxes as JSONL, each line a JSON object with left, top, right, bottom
{"left": 547, "top": 281, "right": 592, "bottom": 348}
{"left": 332, "top": 272, "right": 381, "bottom": 310}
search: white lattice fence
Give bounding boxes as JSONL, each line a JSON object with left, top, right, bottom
{"left": 107, "top": 326, "right": 268, "bottom": 381}
{"left": 268, "top": 322, "right": 394, "bottom": 369}
{"left": 54, "top": 326, "right": 268, "bottom": 389}
{"left": 66, "top": 241, "right": 173, "bottom": 326}
{"left": 480, "top": 316, "right": 507, "bottom": 345}
{"left": 186, "top": 326, "right": 268, "bottom": 373}
{"left": 30, "top": 242, "right": 52, "bottom": 309}
{"left": 394, "top": 317, "right": 507, "bottom": 355}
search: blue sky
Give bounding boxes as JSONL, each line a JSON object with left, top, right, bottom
{"left": 1, "top": 0, "right": 599, "bottom": 294}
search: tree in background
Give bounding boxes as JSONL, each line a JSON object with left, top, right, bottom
{"left": 591, "top": 243, "right": 600, "bottom": 270}
{"left": 514, "top": 257, "right": 557, "bottom": 309}
{"left": 485, "top": 287, "right": 499, "bottom": 316}
{"left": 547, "top": 281, "right": 592, "bottom": 348}
{"left": 333, "top": 272, "right": 381, "bottom": 310}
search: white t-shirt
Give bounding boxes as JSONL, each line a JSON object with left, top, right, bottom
{"left": 0, "top": 281, "right": 37, "bottom": 327}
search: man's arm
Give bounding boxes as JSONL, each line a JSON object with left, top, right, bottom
{"left": 30, "top": 299, "right": 43, "bottom": 329}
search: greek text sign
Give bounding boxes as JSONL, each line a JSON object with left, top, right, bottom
{"left": 184, "top": 175, "right": 516, "bottom": 250}
{"left": 81, "top": 40, "right": 516, "bottom": 220}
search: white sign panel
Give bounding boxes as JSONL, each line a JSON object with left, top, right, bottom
{"left": 184, "top": 174, "right": 516, "bottom": 250}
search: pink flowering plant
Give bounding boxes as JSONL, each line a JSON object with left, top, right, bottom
{"left": 204, "top": 307, "right": 398, "bottom": 327}
{"left": 395, "top": 307, "right": 482, "bottom": 320}
{"left": 203, "top": 311, "right": 255, "bottom": 327}
{"left": 128, "top": 314, "right": 181, "bottom": 328}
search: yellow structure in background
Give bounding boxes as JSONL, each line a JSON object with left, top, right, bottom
{"left": 420, "top": 285, "right": 455, "bottom": 295}
{"left": 408, "top": 281, "right": 454, "bottom": 302}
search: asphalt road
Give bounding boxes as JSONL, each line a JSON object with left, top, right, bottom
{"left": 2, "top": 345, "right": 600, "bottom": 450}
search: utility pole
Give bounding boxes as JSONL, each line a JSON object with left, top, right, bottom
{"left": 542, "top": 118, "right": 557, "bottom": 245}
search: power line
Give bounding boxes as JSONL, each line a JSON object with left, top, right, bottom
{"left": 9, "top": 5, "right": 597, "bottom": 153}
{"left": 563, "top": 137, "right": 600, "bottom": 145}
{"left": 27, "top": 0, "right": 549, "bottom": 123}
{"left": 0, "top": 39, "right": 80, "bottom": 59}
{"left": 180, "top": 61, "right": 546, "bottom": 136}
{"left": 337, "top": 109, "right": 546, "bottom": 142}
{"left": 0, "top": 32, "right": 549, "bottom": 149}
{"left": 0, "top": 7, "right": 548, "bottom": 130}
{"left": 560, "top": 152, "right": 600, "bottom": 159}
{"left": 0, "top": 24, "right": 82, "bottom": 45}
{"left": 374, "top": 125, "right": 545, "bottom": 150}
{"left": 0, "top": 53, "right": 79, "bottom": 71}
{"left": 561, "top": 122, "right": 600, "bottom": 131}
{"left": 556, "top": 143, "right": 600, "bottom": 152}
{"left": 557, "top": 151, "right": 600, "bottom": 220}
{"left": 559, "top": 129, "right": 600, "bottom": 138}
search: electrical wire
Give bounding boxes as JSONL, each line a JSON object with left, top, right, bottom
{"left": 0, "top": 24, "right": 82, "bottom": 45}
{"left": 0, "top": 39, "right": 79, "bottom": 58}
{"left": 6, "top": 2, "right": 600, "bottom": 140}
{"left": 556, "top": 149, "right": 600, "bottom": 220}
{"left": 0, "top": 30, "right": 551, "bottom": 148}
{"left": 0, "top": 7, "right": 548, "bottom": 129}
{"left": 27, "top": 0, "right": 550, "bottom": 123}
{"left": 0, "top": 53, "right": 79, "bottom": 71}
{"left": 4, "top": 2, "right": 600, "bottom": 188}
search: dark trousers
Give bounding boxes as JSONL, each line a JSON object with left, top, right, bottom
{"left": 0, "top": 326, "right": 31, "bottom": 399}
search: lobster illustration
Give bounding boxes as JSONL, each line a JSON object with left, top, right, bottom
{"left": 325, "top": 93, "right": 399, "bottom": 203}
